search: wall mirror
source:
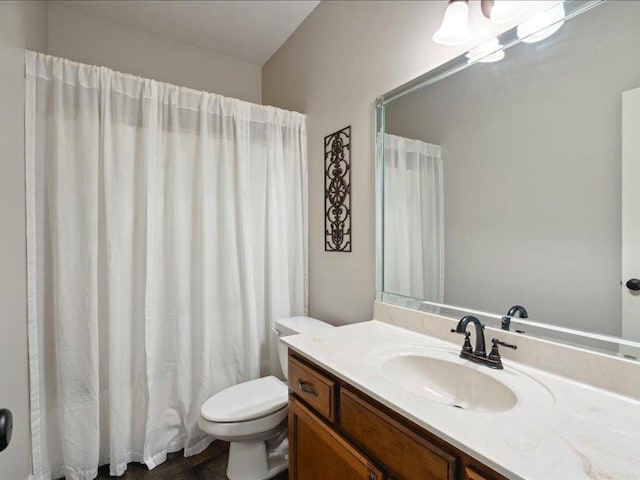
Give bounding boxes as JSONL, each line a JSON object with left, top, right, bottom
{"left": 376, "top": 0, "right": 640, "bottom": 358}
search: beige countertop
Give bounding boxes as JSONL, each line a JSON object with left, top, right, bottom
{"left": 282, "top": 320, "right": 640, "bottom": 480}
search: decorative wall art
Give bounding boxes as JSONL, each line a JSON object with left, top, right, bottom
{"left": 324, "top": 126, "right": 352, "bottom": 252}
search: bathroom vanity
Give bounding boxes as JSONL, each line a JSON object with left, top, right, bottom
{"left": 283, "top": 319, "right": 640, "bottom": 480}
{"left": 287, "top": 352, "right": 501, "bottom": 480}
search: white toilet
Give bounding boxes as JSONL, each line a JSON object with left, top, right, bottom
{"left": 198, "top": 316, "right": 334, "bottom": 480}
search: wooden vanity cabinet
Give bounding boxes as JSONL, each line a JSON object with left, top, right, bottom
{"left": 288, "top": 352, "right": 506, "bottom": 480}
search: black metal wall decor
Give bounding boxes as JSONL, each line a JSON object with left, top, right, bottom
{"left": 324, "top": 126, "right": 352, "bottom": 252}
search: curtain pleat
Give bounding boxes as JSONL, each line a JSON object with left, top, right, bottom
{"left": 25, "top": 51, "right": 308, "bottom": 480}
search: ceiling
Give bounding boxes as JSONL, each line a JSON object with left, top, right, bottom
{"left": 51, "top": 0, "right": 320, "bottom": 66}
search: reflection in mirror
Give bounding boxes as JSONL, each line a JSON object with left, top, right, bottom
{"left": 382, "top": 135, "right": 444, "bottom": 301}
{"left": 378, "top": 0, "right": 640, "bottom": 357}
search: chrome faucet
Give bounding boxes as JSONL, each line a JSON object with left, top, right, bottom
{"left": 451, "top": 315, "right": 516, "bottom": 369}
{"left": 501, "top": 305, "right": 528, "bottom": 331}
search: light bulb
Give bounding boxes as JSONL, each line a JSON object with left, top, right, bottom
{"left": 466, "top": 38, "right": 505, "bottom": 63}
{"left": 490, "top": 1, "right": 533, "bottom": 24}
{"left": 517, "top": 1, "right": 566, "bottom": 44}
{"left": 433, "top": 1, "right": 471, "bottom": 46}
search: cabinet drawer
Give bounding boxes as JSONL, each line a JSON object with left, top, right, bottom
{"left": 339, "top": 388, "right": 456, "bottom": 480}
{"left": 288, "top": 355, "right": 336, "bottom": 422}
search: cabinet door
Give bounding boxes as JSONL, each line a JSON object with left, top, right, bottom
{"left": 289, "top": 396, "right": 384, "bottom": 480}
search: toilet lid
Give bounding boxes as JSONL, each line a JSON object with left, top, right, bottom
{"left": 201, "top": 376, "right": 288, "bottom": 423}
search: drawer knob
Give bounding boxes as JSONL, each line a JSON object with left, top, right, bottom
{"left": 297, "top": 379, "right": 319, "bottom": 396}
{"left": 368, "top": 473, "right": 377, "bottom": 480}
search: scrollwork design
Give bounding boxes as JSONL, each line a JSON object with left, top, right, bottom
{"left": 325, "top": 126, "right": 351, "bottom": 251}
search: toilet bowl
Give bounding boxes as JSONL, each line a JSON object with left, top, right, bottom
{"left": 198, "top": 316, "right": 334, "bottom": 480}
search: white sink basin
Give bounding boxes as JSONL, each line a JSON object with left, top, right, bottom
{"left": 371, "top": 346, "right": 554, "bottom": 413}
{"left": 381, "top": 354, "right": 517, "bottom": 412}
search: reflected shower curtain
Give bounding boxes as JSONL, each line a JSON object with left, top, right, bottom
{"left": 383, "top": 134, "right": 444, "bottom": 301}
{"left": 25, "top": 52, "right": 307, "bottom": 480}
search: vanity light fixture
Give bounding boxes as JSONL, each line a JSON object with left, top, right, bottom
{"left": 465, "top": 38, "right": 505, "bottom": 63}
{"left": 517, "top": 1, "right": 566, "bottom": 43}
{"left": 482, "top": 0, "right": 533, "bottom": 24}
{"left": 433, "top": 0, "right": 471, "bottom": 46}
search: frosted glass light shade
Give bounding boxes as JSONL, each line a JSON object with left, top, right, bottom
{"left": 466, "top": 38, "right": 505, "bottom": 63}
{"left": 489, "top": 1, "right": 533, "bottom": 24}
{"left": 433, "top": 1, "right": 471, "bottom": 46}
{"left": 517, "top": 2, "right": 566, "bottom": 43}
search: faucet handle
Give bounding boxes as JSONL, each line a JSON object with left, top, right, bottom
{"left": 462, "top": 332, "right": 473, "bottom": 353}
{"left": 488, "top": 338, "right": 517, "bottom": 369}
{"left": 451, "top": 328, "right": 475, "bottom": 335}
{"left": 491, "top": 338, "right": 517, "bottom": 350}
{"left": 451, "top": 329, "right": 473, "bottom": 354}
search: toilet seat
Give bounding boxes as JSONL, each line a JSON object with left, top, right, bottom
{"left": 201, "top": 376, "right": 288, "bottom": 423}
{"left": 199, "top": 376, "right": 289, "bottom": 443}
{"left": 198, "top": 405, "right": 288, "bottom": 442}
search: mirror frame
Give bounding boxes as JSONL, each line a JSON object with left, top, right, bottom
{"left": 375, "top": 0, "right": 640, "bottom": 356}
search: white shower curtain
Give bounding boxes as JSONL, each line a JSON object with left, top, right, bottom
{"left": 25, "top": 52, "right": 307, "bottom": 480}
{"left": 383, "top": 134, "right": 444, "bottom": 301}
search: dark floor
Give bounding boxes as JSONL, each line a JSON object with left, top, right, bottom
{"left": 91, "top": 441, "right": 288, "bottom": 480}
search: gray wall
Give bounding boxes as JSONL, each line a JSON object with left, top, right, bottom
{"left": 385, "top": 2, "right": 640, "bottom": 337}
{"left": 0, "top": 2, "right": 48, "bottom": 477}
{"left": 48, "top": 4, "right": 262, "bottom": 104}
{"left": 262, "top": 1, "right": 546, "bottom": 324}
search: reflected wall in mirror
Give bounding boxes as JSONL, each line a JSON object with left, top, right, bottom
{"left": 378, "top": 0, "right": 640, "bottom": 356}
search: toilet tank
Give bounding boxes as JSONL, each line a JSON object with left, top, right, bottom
{"left": 275, "top": 316, "right": 334, "bottom": 379}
